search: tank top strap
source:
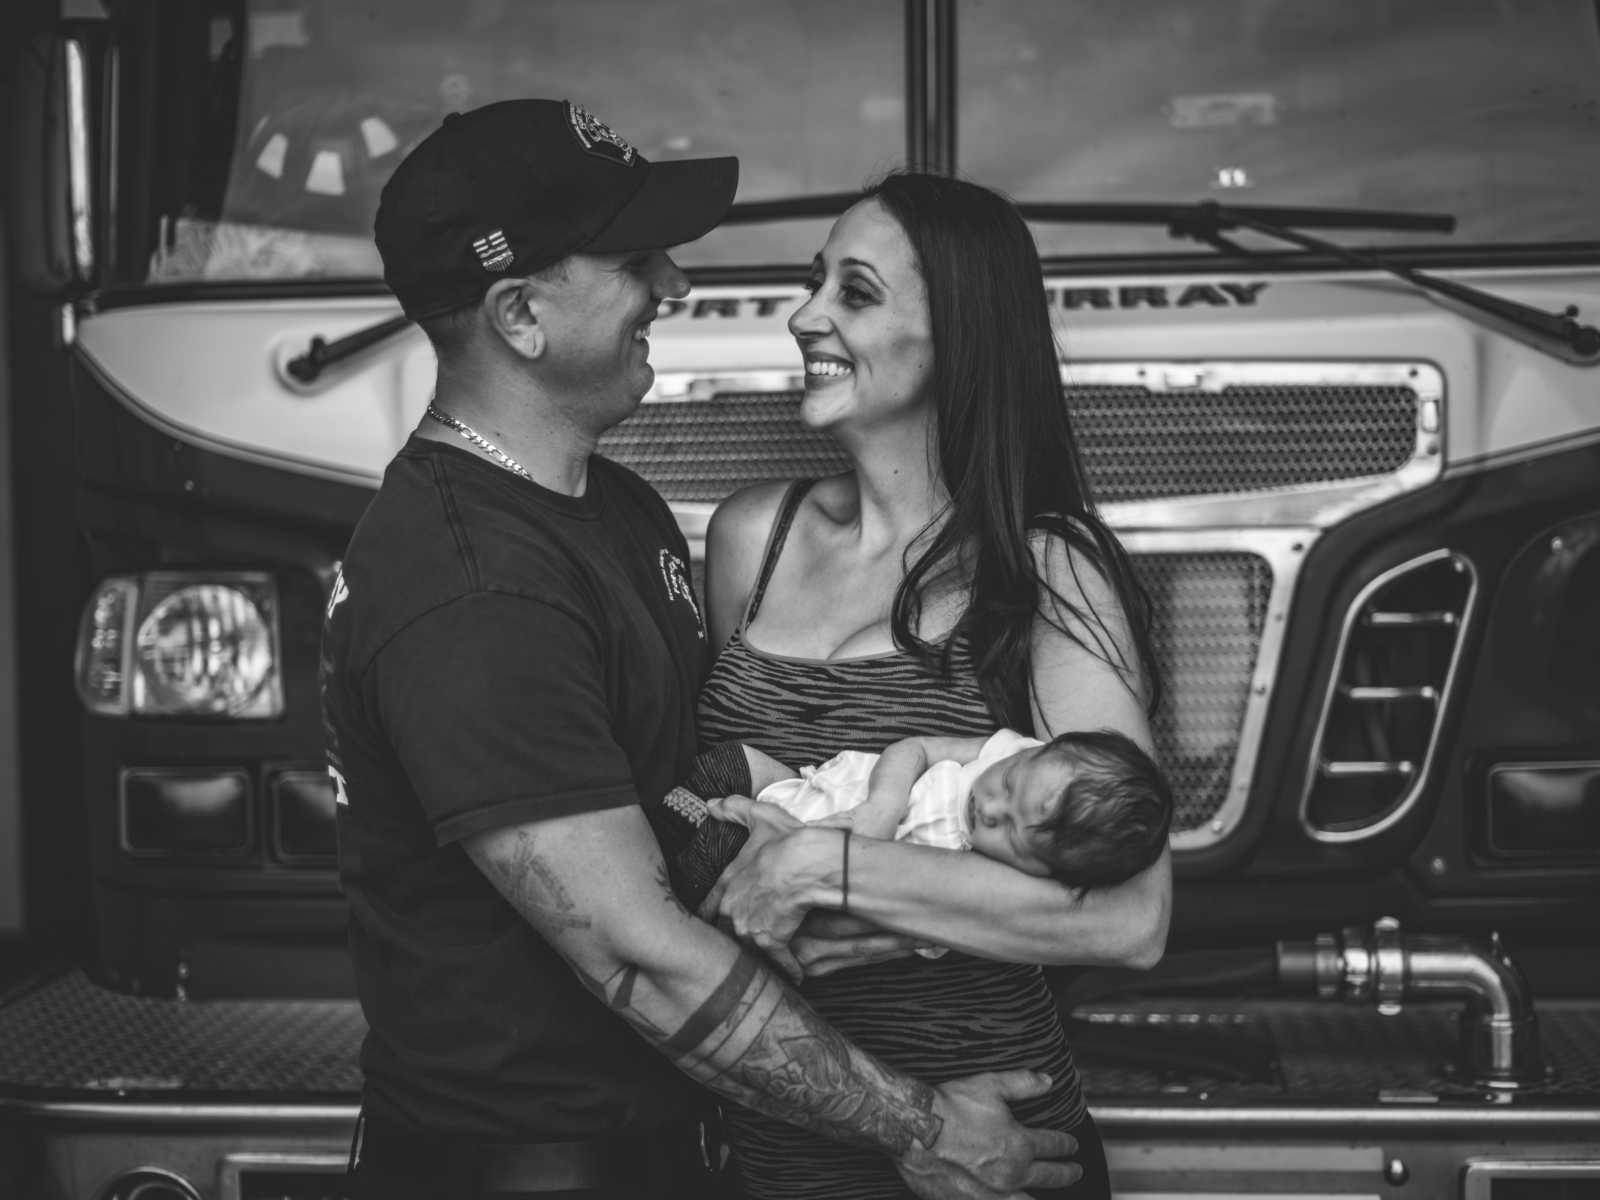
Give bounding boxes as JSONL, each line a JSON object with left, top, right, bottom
{"left": 740, "top": 478, "right": 817, "bottom": 630}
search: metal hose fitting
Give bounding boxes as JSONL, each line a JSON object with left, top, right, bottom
{"left": 1277, "top": 916, "right": 1545, "bottom": 1087}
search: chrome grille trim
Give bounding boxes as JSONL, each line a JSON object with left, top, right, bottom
{"left": 65, "top": 39, "right": 95, "bottom": 279}
{"left": 673, "top": 518, "right": 1311, "bottom": 852}
{"left": 1095, "top": 1105, "right": 1600, "bottom": 1129}
{"left": 0, "top": 1098, "right": 359, "bottom": 1123}
{"left": 1064, "top": 360, "right": 1444, "bottom": 528}
{"left": 630, "top": 361, "right": 1445, "bottom": 530}
{"left": 1123, "top": 530, "right": 1311, "bottom": 850}
{"left": 618, "top": 360, "right": 1448, "bottom": 853}
{"left": 650, "top": 371, "right": 805, "bottom": 401}
{"left": 8, "top": 1096, "right": 1597, "bottom": 1132}
{"left": 1299, "top": 549, "right": 1479, "bottom": 844}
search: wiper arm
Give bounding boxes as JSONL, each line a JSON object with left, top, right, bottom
{"left": 1172, "top": 201, "right": 1600, "bottom": 360}
{"left": 282, "top": 200, "right": 1596, "bottom": 378}
{"left": 286, "top": 312, "right": 412, "bottom": 385}
{"left": 1022, "top": 200, "right": 1455, "bottom": 235}
{"left": 723, "top": 193, "right": 1459, "bottom": 234}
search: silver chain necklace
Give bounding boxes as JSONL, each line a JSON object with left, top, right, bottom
{"left": 425, "top": 405, "right": 533, "bottom": 482}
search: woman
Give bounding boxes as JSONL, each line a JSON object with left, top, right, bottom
{"left": 691, "top": 172, "right": 1171, "bottom": 1200}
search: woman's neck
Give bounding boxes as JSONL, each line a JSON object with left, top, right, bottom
{"left": 835, "top": 419, "right": 950, "bottom": 554}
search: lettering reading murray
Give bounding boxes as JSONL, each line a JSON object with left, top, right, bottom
{"left": 656, "top": 281, "right": 1269, "bottom": 320}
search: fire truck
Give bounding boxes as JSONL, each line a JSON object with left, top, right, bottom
{"left": 2, "top": 1, "right": 1598, "bottom": 1197}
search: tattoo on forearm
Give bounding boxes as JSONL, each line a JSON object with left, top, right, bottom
{"left": 470, "top": 828, "right": 591, "bottom": 932}
{"left": 652, "top": 859, "right": 679, "bottom": 907}
{"left": 476, "top": 829, "right": 943, "bottom": 1156}
{"left": 661, "top": 951, "right": 760, "bottom": 1056}
{"left": 577, "top": 963, "right": 671, "bottom": 1042}
{"left": 610, "top": 948, "right": 944, "bottom": 1154}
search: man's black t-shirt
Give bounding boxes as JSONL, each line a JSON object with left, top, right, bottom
{"left": 320, "top": 435, "right": 709, "bottom": 1139}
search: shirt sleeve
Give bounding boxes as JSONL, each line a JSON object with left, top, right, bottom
{"left": 980, "top": 728, "right": 1044, "bottom": 764}
{"left": 373, "top": 591, "right": 639, "bottom": 845}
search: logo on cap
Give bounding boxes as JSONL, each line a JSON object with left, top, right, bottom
{"left": 472, "top": 229, "right": 514, "bottom": 272}
{"left": 567, "top": 101, "right": 636, "bottom": 166}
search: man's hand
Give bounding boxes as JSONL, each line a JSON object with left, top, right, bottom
{"left": 695, "top": 795, "right": 805, "bottom": 913}
{"left": 696, "top": 796, "right": 815, "bottom": 979}
{"left": 699, "top": 798, "right": 846, "bottom": 976}
{"left": 897, "top": 1070, "right": 1081, "bottom": 1199}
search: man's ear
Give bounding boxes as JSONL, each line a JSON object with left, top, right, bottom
{"left": 483, "top": 277, "right": 547, "bottom": 360}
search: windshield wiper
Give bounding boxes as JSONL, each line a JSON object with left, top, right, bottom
{"left": 723, "top": 194, "right": 1458, "bottom": 234}
{"left": 285, "top": 312, "right": 412, "bottom": 385}
{"left": 1019, "top": 199, "right": 1456, "bottom": 235}
{"left": 730, "top": 194, "right": 1598, "bottom": 358}
{"left": 286, "top": 197, "right": 1596, "bottom": 382}
{"left": 1169, "top": 201, "right": 1600, "bottom": 360}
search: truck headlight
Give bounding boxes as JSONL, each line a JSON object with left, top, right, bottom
{"left": 74, "top": 572, "right": 284, "bottom": 719}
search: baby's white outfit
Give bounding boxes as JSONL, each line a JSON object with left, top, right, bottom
{"left": 756, "top": 728, "right": 1041, "bottom": 848}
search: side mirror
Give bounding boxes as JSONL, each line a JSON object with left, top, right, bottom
{"left": 8, "top": 32, "right": 94, "bottom": 293}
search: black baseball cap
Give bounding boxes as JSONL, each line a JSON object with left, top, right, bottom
{"left": 375, "top": 99, "right": 739, "bottom": 321}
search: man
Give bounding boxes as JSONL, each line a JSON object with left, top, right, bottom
{"left": 321, "top": 98, "right": 1080, "bottom": 1200}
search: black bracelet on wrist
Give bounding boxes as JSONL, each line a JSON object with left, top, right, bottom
{"left": 840, "top": 828, "right": 851, "bottom": 914}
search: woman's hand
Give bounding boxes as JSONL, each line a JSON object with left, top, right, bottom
{"left": 791, "top": 910, "right": 926, "bottom": 978}
{"left": 699, "top": 796, "right": 846, "bottom": 980}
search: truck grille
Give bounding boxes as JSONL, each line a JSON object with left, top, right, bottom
{"left": 1070, "top": 381, "right": 1418, "bottom": 501}
{"left": 598, "top": 374, "right": 1426, "bottom": 504}
{"left": 601, "top": 363, "right": 1436, "bottom": 851}
{"left": 1136, "top": 550, "right": 1274, "bottom": 835}
{"left": 600, "top": 392, "right": 844, "bottom": 503}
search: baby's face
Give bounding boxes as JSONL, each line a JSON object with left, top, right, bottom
{"left": 965, "top": 744, "right": 1075, "bottom": 875}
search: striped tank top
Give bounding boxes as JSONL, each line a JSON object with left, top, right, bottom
{"left": 697, "top": 480, "right": 1087, "bottom": 1200}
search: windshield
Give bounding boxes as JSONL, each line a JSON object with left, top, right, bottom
{"left": 135, "top": 0, "right": 1600, "bottom": 286}
{"left": 141, "top": 0, "right": 904, "bottom": 284}
{"left": 964, "top": 0, "right": 1600, "bottom": 255}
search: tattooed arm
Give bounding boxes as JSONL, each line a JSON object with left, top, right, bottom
{"left": 464, "top": 804, "right": 1078, "bottom": 1198}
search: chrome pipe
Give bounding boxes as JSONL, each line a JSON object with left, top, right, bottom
{"left": 1277, "top": 917, "right": 1545, "bottom": 1087}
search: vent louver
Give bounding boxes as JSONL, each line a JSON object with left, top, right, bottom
{"left": 1301, "top": 550, "right": 1475, "bottom": 842}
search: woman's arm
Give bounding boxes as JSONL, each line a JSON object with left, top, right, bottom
{"left": 711, "top": 821, "right": 1168, "bottom": 969}
{"left": 709, "top": 533, "right": 1171, "bottom": 971}
{"left": 1021, "top": 528, "right": 1170, "bottom": 967}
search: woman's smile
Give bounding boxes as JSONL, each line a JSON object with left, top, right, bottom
{"left": 803, "top": 353, "right": 854, "bottom": 385}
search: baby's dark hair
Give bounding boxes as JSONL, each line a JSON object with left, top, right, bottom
{"left": 1030, "top": 729, "right": 1172, "bottom": 890}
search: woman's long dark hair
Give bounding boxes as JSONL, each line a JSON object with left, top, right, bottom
{"left": 870, "top": 171, "right": 1162, "bottom": 730}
